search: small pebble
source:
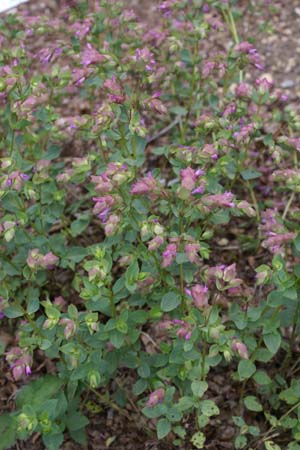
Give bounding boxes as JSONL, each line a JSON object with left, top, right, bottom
{"left": 280, "top": 79, "right": 295, "bottom": 89}
{"left": 295, "top": 7, "right": 300, "bottom": 16}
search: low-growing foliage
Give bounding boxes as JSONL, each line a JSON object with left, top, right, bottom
{"left": 0, "top": 0, "right": 300, "bottom": 448}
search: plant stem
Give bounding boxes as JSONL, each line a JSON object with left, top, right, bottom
{"left": 109, "top": 289, "right": 116, "bottom": 319}
{"left": 223, "top": 7, "right": 243, "bottom": 82}
{"left": 246, "top": 180, "right": 262, "bottom": 242}
{"left": 178, "top": 211, "right": 185, "bottom": 314}
{"left": 282, "top": 148, "right": 297, "bottom": 220}
{"left": 282, "top": 191, "right": 295, "bottom": 220}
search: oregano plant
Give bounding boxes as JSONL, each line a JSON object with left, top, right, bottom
{"left": 0, "top": 0, "right": 300, "bottom": 449}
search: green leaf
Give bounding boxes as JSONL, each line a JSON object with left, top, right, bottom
{"left": 177, "top": 396, "right": 194, "bottom": 411}
{"left": 253, "top": 370, "right": 271, "bottom": 385}
{"left": 191, "top": 381, "right": 208, "bottom": 398}
{"left": 241, "top": 169, "right": 262, "bottom": 180}
{"left": 4, "top": 303, "right": 24, "bottom": 318}
{"left": 255, "top": 348, "right": 273, "bottom": 363}
{"left": 166, "top": 408, "right": 182, "bottom": 422}
{"left": 64, "top": 247, "right": 88, "bottom": 263}
{"left": 244, "top": 396, "right": 263, "bottom": 412}
{"left": 199, "top": 400, "right": 219, "bottom": 417}
{"left": 66, "top": 411, "right": 89, "bottom": 431}
{"left": 161, "top": 292, "right": 181, "bottom": 312}
{"left": 232, "top": 416, "right": 245, "bottom": 427}
{"left": 133, "top": 379, "right": 148, "bottom": 395}
{"left": 279, "top": 382, "right": 300, "bottom": 405}
{"left": 70, "top": 214, "right": 91, "bottom": 237}
{"left": 197, "top": 414, "right": 209, "bottom": 428}
{"left": 43, "top": 144, "right": 61, "bottom": 160}
{"left": 16, "top": 375, "right": 64, "bottom": 408}
{"left": 235, "top": 435, "right": 247, "bottom": 449}
{"left": 238, "top": 360, "right": 256, "bottom": 381}
{"left": 288, "top": 443, "right": 300, "bottom": 450}
{"left": 170, "top": 106, "right": 187, "bottom": 116}
{"left": 137, "top": 362, "right": 150, "bottom": 378}
{"left": 210, "top": 209, "right": 230, "bottom": 225}
{"left": 27, "top": 297, "right": 40, "bottom": 314}
{"left": 42, "top": 433, "right": 64, "bottom": 450}
{"left": 263, "top": 332, "right": 281, "bottom": 355}
{"left": 265, "top": 441, "right": 281, "bottom": 450}
{"left": 191, "top": 431, "right": 206, "bottom": 449}
{"left": 142, "top": 404, "right": 166, "bottom": 419}
{"left": 0, "top": 414, "right": 16, "bottom": 450}
{"left": 69, "top": 428, "right": 87, "bottom": 446}
{"left": 157, "top": 418, "right": 171, "bottom": 439}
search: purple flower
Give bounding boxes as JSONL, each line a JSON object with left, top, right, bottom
{"left": 41, "top": 252, "right": 59, "bottom": 270}
{"left": 181, "top": 167, "right": 197, "bottom": 191}
{"left": 146, "top": 388, "right": 165, "bottom": 407}
{"left": 202, "top": 192, "right": 235, "bottom": 209}
{"left": 131, "top": 173, "right": 160, "bottom": 197}
{"left": 81, "top": 44, "right": 105, "bottom": 66}
{"left": 232, "top": 338, "right": 249, "bottom": 359}
{"left": 235, "top": 82, "right": 251, "bottom": 98}
{"left": 162, "top": 243, "right": 177, "bottom": 268}
{"left": 189, "top": 285, "right": 209, "bottom": 309}
{"left": 185, "top": 243, "right": 201, "bottom": 264}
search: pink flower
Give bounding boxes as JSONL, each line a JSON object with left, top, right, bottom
{"left": 185, "top": 243, "right": 200, "bottom": 264}
{"left": 92, "top": 195, "right": 115, "bottom": 219}
{"left": 91, "top": 174, "right": 113, "bottom": 193}
{"left": 223, "top": 102, "right": 236, "bottom": 117}
{"left": 146, "top": 388, "right": 165, "bottom": 407}
{"left": 202, "top": 192, "right": 234, "bottom": 208}
{"left": 41, "top": 252, "right": 59, "bottom": 269}
{"left": 235, "top": 82, "right": 251, "bottom": 97}
{"left": 256, "top": 76, "right": 273, "bottom": 92}
{"left": 232, "top": 338, "right": 249, "bottom": 359}
{"left": 202, "top": 60, "right": 215, "bottom": 78}
{"left": 26, "top": 249, "right": 43, "bottom": 269}
{"left": 173, "top": 319, "right": 192, "bottom": 340}
{"left": 148, "top": 236, "right": 164, "bottom": 251}
{"left": 181, "top": 167, "right": 197, "bottom": 191}
{"left": 81, "top": 44, "right": 105, "bottom": 66}
{"left": 237, "top": 201, "right": 256, "bottom": 217}
{"left": 104, "top": 214, "right": 120, "bottom": 236}
{"left": 162, "top": 243, "right": 177, "bottom": 268}
{"left": 131, "top": 173, "right": 160, "bottom": 196}
{"left": 135, "top": 47, "right": 156, "bottom": 71}
{"left": 59, "top": 318, "right": 76, "bottom": 339}
{"left": 189, "top": 285, "right": 209, "bottom": 309}
{"left": 262, "top": 232, "right": 296, "bottom": 254}
{"left": 6, "top": 349, "right": 32, "bottom": 381}
{"left": 104, "top": 76, "right": 125, "bottom": 104}
{"left": 235, "top": 41, "right": 263, "bottom": 70}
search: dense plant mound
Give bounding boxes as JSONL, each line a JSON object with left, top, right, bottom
{"left": 1, "top": 1, "right": 300, "bottom": 449}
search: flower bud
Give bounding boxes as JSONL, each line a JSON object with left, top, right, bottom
{"left": 148, "top": 235, "right": 164, "bottom": 251}
{"left": 85, "top": 313, "right": 99, "bottom": 334}
{"left": 223, "top": 350, "right": 232, "bottom": 362}
{"left": 59, "top": 318, "right": 76, "bottom": 339}
{"left": 17, "top": 413, "right": 36, "bottom": 432}
{"left": 141, "top": 222, "right": 151, "bottom": 239}
{"left": 88, "top": 370, "right": 101, "bottom": 388}
{"left": 232, "top": 338, "right": 249, "bottom": 359}
{"left": 153, "top": 223, "right": 164, "bottom": 235}
{"left": 104, "top": 214, "right": 120, "bottom": 236}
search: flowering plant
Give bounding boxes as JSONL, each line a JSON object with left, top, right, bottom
{"left": 0, "top": 1, "right": 300, "bottom": 449}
